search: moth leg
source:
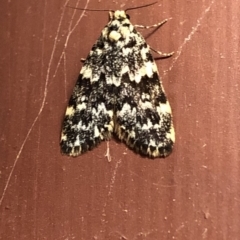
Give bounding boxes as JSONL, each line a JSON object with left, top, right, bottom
{"left": 80, "top": 58, "right": 86, "bottom": 63}
{"left": 150, "top": 48, "right": 174, "bottom": 58}
{"left": 134, "top": 18, "right": 170, "bottom": 29}
{"left": 135, "top": 19, "right": 174, "bottom": 58}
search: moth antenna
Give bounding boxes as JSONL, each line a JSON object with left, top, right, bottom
{"left": 67, "top": 2, "right": 158, "bottom": 12}
{"left": 125, "top": 2, "right": 158, "bottom": 12}
{"left": 66, "top": 6, "right": 113, "bottom": 12}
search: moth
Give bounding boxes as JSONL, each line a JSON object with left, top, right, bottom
{"left": 60, "top": 4, "right": 175, "bottom": 158}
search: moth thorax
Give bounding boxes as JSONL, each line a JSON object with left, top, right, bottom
{"left": 108, "top": 13, "right": 131, "bottom": 41}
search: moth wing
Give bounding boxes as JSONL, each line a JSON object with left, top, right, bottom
{"left": 60, "top": 39, "right": 114, "bottom": 156}
{"left": 115, "top": 58, "right": 175, "bottom": 158}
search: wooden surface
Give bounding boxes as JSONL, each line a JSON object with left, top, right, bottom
{"left": 1, "top": 0, "right": 240, "bottom": 239}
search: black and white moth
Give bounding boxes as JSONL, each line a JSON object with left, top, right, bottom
{"left": 60, "top": 8, "right": 175, "bottom": 158}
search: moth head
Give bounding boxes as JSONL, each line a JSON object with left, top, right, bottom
{"left": 109, "top": 10, "right": 130, "bottom": 21}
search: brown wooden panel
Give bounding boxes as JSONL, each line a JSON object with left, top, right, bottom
{"left": 0, "top": 0, "right": 240, "bottom": 239}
